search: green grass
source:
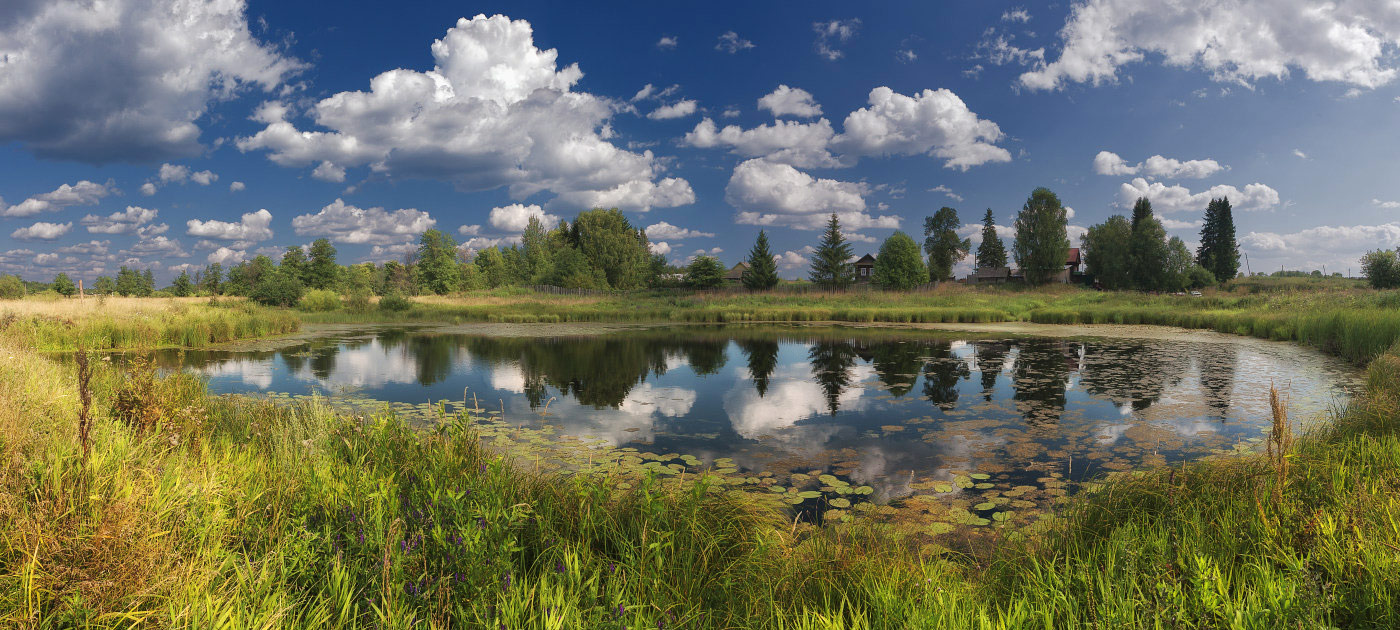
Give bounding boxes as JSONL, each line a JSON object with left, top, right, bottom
{"left": 4, "top": 286, "right": 1400, "bottom": 627}
{"left": 0, "top": 300, "right": 301, "bottom": 352}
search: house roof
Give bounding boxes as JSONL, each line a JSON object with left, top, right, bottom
{"left": 1067, "top": 247, "right": 1081, "bottom": 265}
{"left": 723, "top": 261, "right": 749, "bottom": 280}
{"left": 973, "top": 266, "right": 1011, "bottom": 278}
{"left": 853, "top": 254, "right": 876, "bottom": 265}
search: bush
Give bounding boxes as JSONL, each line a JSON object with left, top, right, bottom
{"left": 298, "top": 288, "right": 342, "bottom": 312}
{"left": 249, "top": 272, "right": 304, "bottom": 307}
{"left": 1362, "top": 249, "right": 1400, "bottom": 289}
{"left": 684, "top": 256, "right": 725, "bottom": 289}
{"left": 345, "top": 290, "right": 373, "bottom": 313}
{"left": 0, "top": 275, "right": 25, "bottom": 300}
{"left": 379, "top": 292, "right": 413, "bottom": 312}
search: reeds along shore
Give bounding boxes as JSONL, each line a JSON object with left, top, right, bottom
{"left": 1, "top": 287, "right": 1400, "bottom": 627}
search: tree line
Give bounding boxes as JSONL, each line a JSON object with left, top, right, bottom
{"left": 1081, "top": 196, "right": 1235, "bottom": 291}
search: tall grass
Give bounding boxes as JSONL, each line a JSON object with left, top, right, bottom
{"left": 0, "top": 297, "right": 299, "bottom": 351}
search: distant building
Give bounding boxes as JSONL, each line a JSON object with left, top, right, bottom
{"left": 724, "top": 262, "right": 749, "bottom": 284}
{"left": 976, "top": 247, "right": 1084, "bottom": 284}
{"left": 970, "top": 266, "right": 1012, "bottom": 284}
{"left": 853, "top": 254, "right": 876, "bottom": 283}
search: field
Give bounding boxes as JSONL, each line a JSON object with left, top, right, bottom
{"left": 3, "top": 284, "right": 1400, "bottom": 628}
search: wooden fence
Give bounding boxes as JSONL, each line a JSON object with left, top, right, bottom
{"left": 518, "top": 282, "right": 940, "bottom": 296}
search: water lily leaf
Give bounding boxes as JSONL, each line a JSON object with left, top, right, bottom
{"left": 829, "top": 498, "right": 851, "bottom": 509}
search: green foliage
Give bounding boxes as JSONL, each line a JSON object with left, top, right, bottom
{"left": 573, "top": 209, "right": 650, "bottom": 290}
{"left": 92, "top": 276, "right": 116, "bottom": 295}
{"left": 1013, "top": 188, "right": 1070, "bottom": 285}
{"left": 306, "top": 238, "right": 339, "bottom": 290}
{"left": 976, "top": 208, "right": 1008, "bottom": 270}
{"left": 299, "top": 288, "right": 342, "bottom": 312}
{"left": 249, "top": 270, "right": 304, "bottom": 307}
{"left": 685, "top": 255, "right": 726, "bottom": 289}
{"left": 1162, "top": 236, "right": 1196, "bottom": 292}
{"left": 380, "top": 260, "right": 414, "bottom": 296}
{"left": 0, "top": 274, "right": 25, "bottom": 299}
{"left": 416, "top": 229, "right": 461, "bottom": 294}
{"left": 1197, "top": 196, "right": 1240, "bottom": 282}
{"left": 874, "top": 231, "right": 929, "bottom": 290}
{"left": 200, "top": 262, "right": 222, "bottom": 295}
{"left": 1082, "top": 215, "right": 1133, "bottom": 289}
{"left": 742, "top": 231, "right": 780, "bottom": 290}
{"left": 1129, "top": 197, "right": 1169, "bottom": 291}
{"left": 51, "top": 272, "right": 76, "bottom": 297}
{"left": 280, "top": 245, "right": 309, "bottom": 286}
{"left": 1362, "top": 249, "right": 1400, "bottom": 289}
{"left": 115, "top": 266, "right": 146, "bottom": 296}
{"left": 379, "top": 292, "right": 413, "bottom": 312}
{"left": 520, "top": 216, "right": 554, "bottom": 283}
{"left": 809, "top": 214, "right": 855, "bottom": 289}
{"left": 459, "top": 262, "right": 487, "bottom": 290}
{"left": 549, "top": 246, "right": 609, "bottom": 289}
{"left": 169, "top": 271, "right": 193, "bottom": 297}
{"left": 923, "top": 207, "right": 970, "bottom": 281}
{"left": 475, "top": 247, "right": 509, "bottom": 289}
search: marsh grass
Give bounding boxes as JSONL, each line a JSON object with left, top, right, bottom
{"left": 0, "top": 296, "right": 299, "bottom": 351}
{"left": 4, "top": 287, "right": 1400, "bottom": 627}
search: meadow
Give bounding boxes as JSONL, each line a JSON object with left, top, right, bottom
{"left": 2, "top": 282, "right": 1400, "bottom": 627}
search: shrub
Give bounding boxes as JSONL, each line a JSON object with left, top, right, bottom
{"left": 1362, "top": 249, "right": 1400, "bottom": 289}
{"left": 379, "top": 292, "right": 413, "bottom": 312}
{"left": 249, "top": 272, "right": 304, "bottom": 307}
{"left": 0, "top": 275, "right": 25, "bottom": 300}
{"left": 299, "top": 288, "right": 342, "bottom": 312}
{"left": 345, "top": 290, "right": 373, "bottom": 313}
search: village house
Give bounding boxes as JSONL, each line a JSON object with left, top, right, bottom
{"left": 723, "top": 262, "right": 749, "bottom": 284}
{"left": 853, "top": 254, "right": 876, "bottom": 283}
{"left": 972, "top": 247, "right": 1083, "bottom": 284}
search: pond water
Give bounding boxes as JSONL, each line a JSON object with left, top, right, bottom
{"left": 154, "top": 322, "right": 1357, "bottom": 515}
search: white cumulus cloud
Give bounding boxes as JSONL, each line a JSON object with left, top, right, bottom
{"left": 1, "top": 180, "right": 114, "bottom": 217}
{"left": 1117, "top": 178, "right": 1281, "bottom": 213}
{"left": 833, "top": 87, "right": 1011, "bottom": 170}
{"left": 489, "top": 204, "right": 559, "bottom": 232}
{"left": 236, "top": 15, "right": 692, "bottom": 212}
{"left": 716, "top": 31, "right": 754, "bottom": 54}
{"left": 758, "top": 85, "right": 822, "bottom": 118}
{"left": 645, "top": 222, "right": 715, "bottom": 240}
{"left": 291, "top": 199, "right": 435, "bottom": 245}
{"left": 0, "top": 0, "right": 302, "bottom": 162}
{"left": 646, "top": 100, "right": 698, "bottom": 120}
{"left": 81, "top": 206, "right": 159, "bottom": 234}
{"left": 813, "top": 19, "right": 860, "bottom": 61}
{"left": 186, "top": 209, "right": 274, "bottom": 242}
{"left": 11, "top": 221, "right": 72, "bottom": 240}
{"left": 1093, "top": 150, "right": 1225, "bottom": 179}
{"left": 725, "top": 158, "right": 898, "bottom": 231}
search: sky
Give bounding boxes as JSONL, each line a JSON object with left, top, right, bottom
{"left": 3, "top": 0, "right": 1400, "bottom": 283}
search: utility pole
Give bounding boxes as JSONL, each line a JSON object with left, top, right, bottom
{"left": 1243, "top": 252, "right": 1251, "bottom": 276}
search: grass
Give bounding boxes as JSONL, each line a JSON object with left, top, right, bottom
{"left": 4, "top": 285, "right": 1400, "bottom": 627}
{"left": 0, "top": 296, "right": 300, "bottom": 351}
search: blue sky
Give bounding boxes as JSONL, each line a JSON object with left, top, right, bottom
{"left": 3, "top": 0, "right": 1399, "bottom": 282}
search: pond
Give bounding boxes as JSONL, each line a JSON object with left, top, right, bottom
{"left": 152, "top": 323, "right": 1359, "bottom": 530}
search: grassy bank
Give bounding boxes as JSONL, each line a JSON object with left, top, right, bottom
{"left": 0, "top": 296, "right": 301, "bottom": 351}
{"left": 3, "top": 287, "right": 1400, "bottom": 627}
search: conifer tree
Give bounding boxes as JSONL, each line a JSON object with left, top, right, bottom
{"left": 976, "top": 209, "right": 1008, "bottom": 269}
{"left": 742, "top": 230, "right": 780, "bottom": 290}
{"left": 1196, "top": 196, "right": 1239, "bottom": 283}
{"left": 809, "top": 214, "right": 855, "bottom": 289}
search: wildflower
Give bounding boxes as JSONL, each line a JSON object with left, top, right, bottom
{"left": 555, "top": 562, "right": 566, "bottom": 574}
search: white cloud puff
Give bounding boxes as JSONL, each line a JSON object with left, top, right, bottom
{"left": 813, "top": 19, "right": 860, "bottom": 61}
{"left": 0, "top": 0, "right": 302, "bottom": 162}
{"left": 758, "top": 85, "right": 822, "bottom": 118}
{"left": 1117, "top": 178, "right": 1280, "bottom": 213}
{"left": 1, "top": 180, "right": 114, "bottom": 217}
{"left": 645, "top": 222, "right": 715, "bottom": 240}
{"left": 1094, "top": 150, "right": 1225, "bottom": 179}
{"left": 291, "top": 199, "right": 435, "bottom": 245}
{"left": 489, "top": 204, "right": 559, "bottom": 232}
{"left": 1021, "top": 0, "right": 1400, "bottom": 91}
{"left": 206, "top": 246, "right": 247, "bottom": 265}
{"left": 684, "top": 118, "right": 842, "bottom": 168}
{"left": 236, "top": 14, "right": 692, "bottom": 212}
{"left": 229, "top": 181, "right": 246, "bottom": 192}
{"left": 186, "top": 209, "right": 274, "bottom": 242}
{"left": 81, "top": 206, "right": 159, "bottom": 234}
{"left": 646, "top": 99, "right": 698, "bottom": 120}
{"left": 657, "top": 36, "right": 678, "bottom": 49}
{"left": 725, "top": 158, "right": 898, "bottom": 230}
{"left": 11, "top": 221, "right": 72, "bottom": 240}
{"left": 716, "top": 31, "right": 754, "bottom": 54}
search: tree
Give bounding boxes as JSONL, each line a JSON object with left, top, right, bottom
{"left": 0, "top": 275, "right": 25, "bottom": 299}
{"left": 1082, "top": 215, "right": 1133, "bottom": 289}
{"left": 416, "top": 229, "right": 461, "bottom": 294}
{"left": 249, "top": 269, "right": 304, "bottom": 307}
{"left": 200, "top": 263, "right": 223, "bottom": 295}
{"left": 281, "top": 246, "right": 309, "bottom": 286}
{"left": 1362, "top": 249, "right": 1400, "bottom": 289}
{"left": 976, "top": 208, "right": 1008, "bottom": 269}
{"left": 548, "top": 246, "right": 609, "bottom": 289}
{"left": 1163, "top": 237, "right": 1196, "bottom": 292}
{"left": 874, "top": 231, "right": 928, "bottom": 290}
{"left": 573, "top": 209, "right": 650, "bottom": 289}
{"left": 684, "top": 255, "right": 726, "bottom": 289}
{"left": 170, "top": 271, "right": 194, "bottom": 297}
{"left": 520, "top": 216, "right": 554, "bottom": 284}
{"left": 741, "top": 230, "right": 780, "bottom": 290}
{"left": 140, "top": 269, "right": 155, "bottom": 296}
{"left": 93, "top": 276, "right": 116, "bottom": 295}
{"left": 52, "top": 273, "right": 75, "bottom": 297}
{"left": 115, "top": 266, "right": 141, "bottom": 296}
{"left": 1128, "top": 197, "right": 1169, "bottom": 291}
{"left": 306, "top": 238, "right": 339, "bottom": 290}
{"left": 809, "top": 213, "right": 855, "bottom": 289}
{"left": 1012, "top": 188, "right": 1070, "bottom": 285}
{"left": 923, "top": 207, "right": 969, "bottom": 281}
{"left": 1196, "top": 197, "right": 1240, "bottom": 283}
{"left": 474, "top": 247, "right": 508, "bottom": 288}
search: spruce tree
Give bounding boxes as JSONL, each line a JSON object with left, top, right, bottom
{"left": 742, "top": 230, "right": 780, "bottom": 290}
{"left": 976, "top": 208, "right": 1007, "bottom": 269}
{"left": 1012, "top": 188, "right": 1070, "bottom": 285}
{"left": 1196, "top": 197, "right": 1239, "bottom": 283}
{"left": 809, "top": 213, "right": 854, "bottom": 289}
{"left": 1128, "top": 197, "right": 1169, "bottom": 291}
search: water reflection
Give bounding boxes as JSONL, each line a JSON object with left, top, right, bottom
{"left": 155, "top": 324, "right": 1355, "bottom": 495}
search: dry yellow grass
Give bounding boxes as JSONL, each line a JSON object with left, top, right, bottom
{"left": 0, "top": 296, "right": 232, "bottom": 323}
